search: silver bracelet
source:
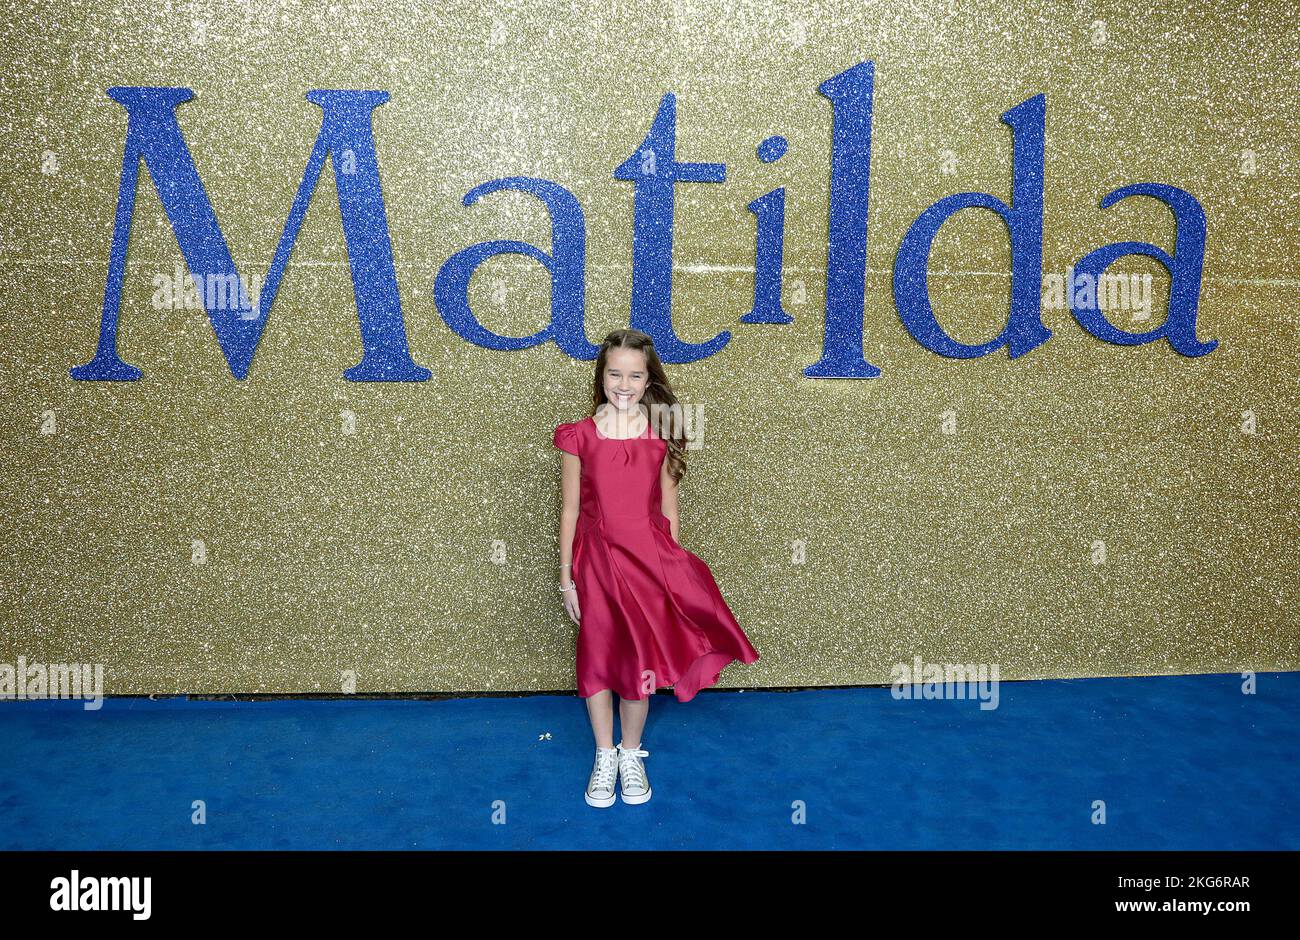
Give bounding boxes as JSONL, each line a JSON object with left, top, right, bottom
{"left": 559, "top": 582, "right": 576, "bottom": 593}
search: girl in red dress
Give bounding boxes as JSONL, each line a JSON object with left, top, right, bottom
{"left": 553, "top": 328, "right": 760, "bottom": 807}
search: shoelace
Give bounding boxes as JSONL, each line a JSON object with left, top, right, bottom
{"left": 617, "top": 746, "right": 649, "bottom": 789}
{"left": 589, "top": 749, "right": 617, "bottom": 793}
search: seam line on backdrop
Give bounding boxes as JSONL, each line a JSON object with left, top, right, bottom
{"left": 0, "top": 259, "right": 1285, "bottom": 286}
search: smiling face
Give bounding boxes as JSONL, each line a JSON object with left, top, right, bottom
{"left": 602, "top": 346, "right": 649, "bottom": 413}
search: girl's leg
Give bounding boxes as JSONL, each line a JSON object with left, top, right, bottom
{"left": 618, "top": 695, "right": 649, "bottom": 749}
{"left": 585, "top": 690, "right": 615, "bottom": 748}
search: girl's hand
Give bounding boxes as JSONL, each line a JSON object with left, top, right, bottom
{"left": 562, "top": 581, "right": 581, "bottom": 626}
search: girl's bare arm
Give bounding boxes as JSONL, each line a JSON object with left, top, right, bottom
{"left": 559, "top": 452, "right": 582, "bottom": 580}
{"left": 659, "top": 455, "right": 680, "bottom": 544}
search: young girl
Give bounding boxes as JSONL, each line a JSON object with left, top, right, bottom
{"left": 553, "top": 328, "right": 760, "bottom": 807}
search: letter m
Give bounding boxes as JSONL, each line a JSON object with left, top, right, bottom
{"left": 71, "top": 87, "right": 428, "bottom": 381}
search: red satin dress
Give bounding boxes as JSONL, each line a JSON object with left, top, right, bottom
{"left": 554, "top": 415, "right": 760, "bottom": 702}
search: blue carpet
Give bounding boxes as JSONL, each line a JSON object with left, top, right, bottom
{"left": 1, "top": 673, "right": 1295, "bottom": 850}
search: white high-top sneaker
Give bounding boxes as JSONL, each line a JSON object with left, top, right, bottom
{"left": 585, "top": 746, "right": 618, "bottom": 808}
{"left": 616, "top": 742, "right": 651, "bottom": 804}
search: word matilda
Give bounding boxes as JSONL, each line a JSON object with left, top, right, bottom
{"left": 71, "top": 61, "right": 1215, "bottom": 383}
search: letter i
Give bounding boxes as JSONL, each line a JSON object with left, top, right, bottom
{"left": 740, "top": 135, "right": 793, "bottom": 324}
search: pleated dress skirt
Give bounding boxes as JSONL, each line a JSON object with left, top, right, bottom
{"left": 554, "top": 416, "right": 760, "bottom": 702}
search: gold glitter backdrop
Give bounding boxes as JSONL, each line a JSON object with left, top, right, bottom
{"left": 0, "top": 0, "right": 1296, "bottom": 694}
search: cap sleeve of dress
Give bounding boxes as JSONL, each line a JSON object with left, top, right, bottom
{"left": 553, "top": 421, "right": 580, "bottom": 456}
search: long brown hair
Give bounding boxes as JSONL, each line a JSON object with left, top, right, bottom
{"left": 588, "top": 328, "right": 687, "bottom": 484}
